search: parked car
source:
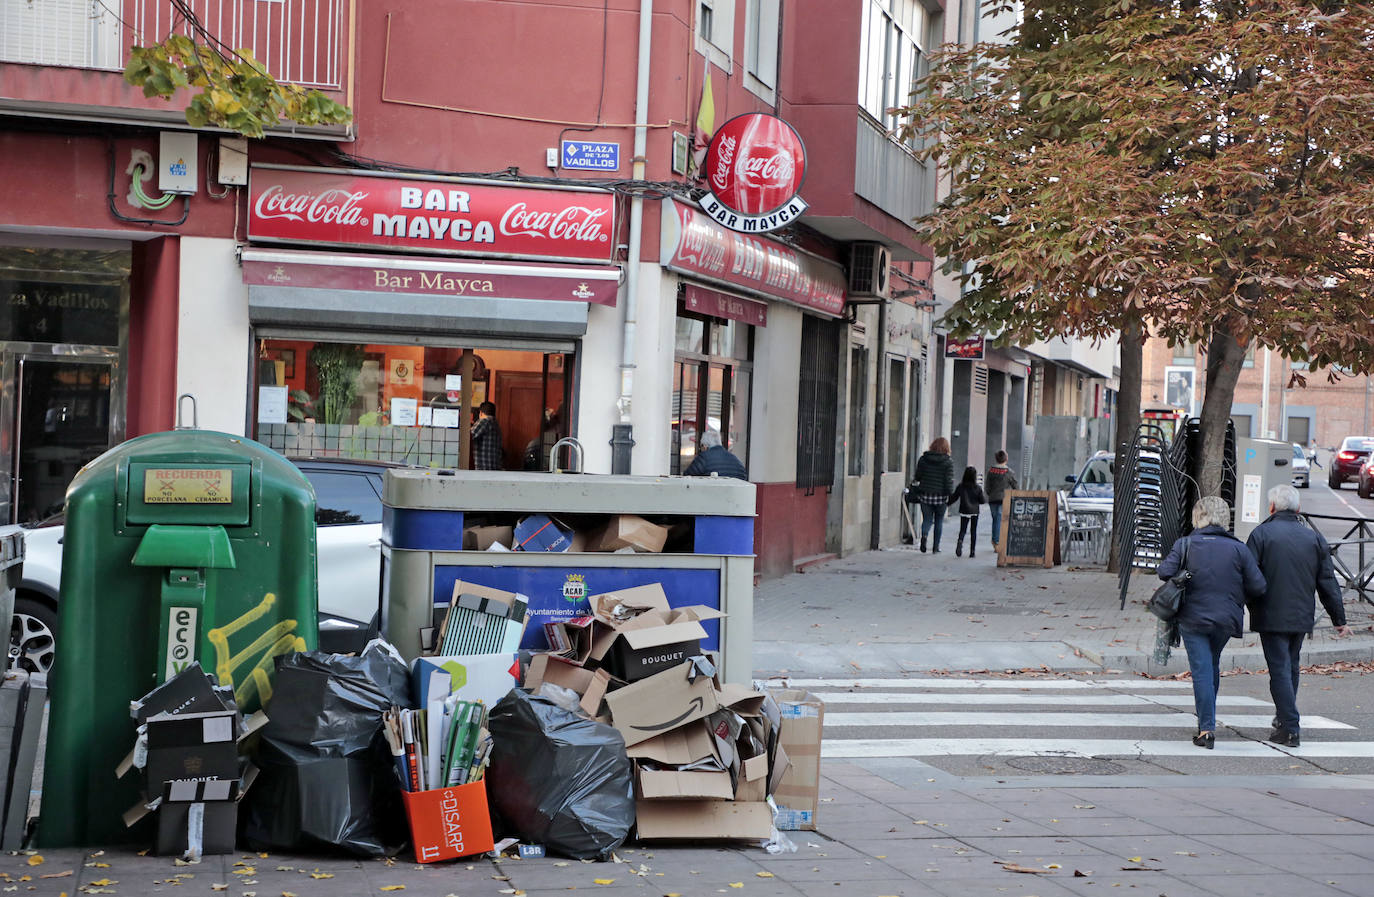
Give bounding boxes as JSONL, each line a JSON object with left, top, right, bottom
{"left": 1358, "top": 455, "right": 1374, "bottom": 499}
{"left": 1065, "top": 452, "right": 1115, "bottom": 512}
{"left": 1291, "top": 443, "right": 1310, "bottom": 489}
{"left": 8, "top": 458, "right": 398, "bottom": 675}
{"left": 1329, "top": 436, "right": 1374, "bottom": 489}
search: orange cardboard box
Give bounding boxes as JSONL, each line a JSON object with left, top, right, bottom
{"left": 401, "top": 781, "right": 494, "bottom": 864}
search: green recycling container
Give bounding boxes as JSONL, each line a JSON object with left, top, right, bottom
{"left": 41, "top": 430, "right": 318, "bottom": 847}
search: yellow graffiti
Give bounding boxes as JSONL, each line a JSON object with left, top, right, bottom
{"left": 206, "top": 592, "right": 306, "bottom": 709}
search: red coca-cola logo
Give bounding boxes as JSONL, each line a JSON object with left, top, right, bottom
{"left": 499, "top": 203, "right": 610, "bottom": 243}
{"left": 254, "top": 185, "right": 369, "bottom": 226}
{"left": 702, "top": 113, "right": 806, "bottom": 216}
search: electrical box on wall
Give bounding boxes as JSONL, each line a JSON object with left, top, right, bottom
{"left": 159, "top": 132, "right": 198, "bottom": 195}
{"left": 217, "top": 137, "right": 249, "bottom": 186}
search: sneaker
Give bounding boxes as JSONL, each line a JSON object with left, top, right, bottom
{"left": 1268, "top": 727, "right": 1300, "bottom": 747}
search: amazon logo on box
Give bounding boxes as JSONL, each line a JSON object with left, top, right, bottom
{"left": 603, "top": 662, "right": 719, "bottom": 747}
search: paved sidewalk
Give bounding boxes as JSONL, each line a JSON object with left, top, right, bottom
{"left": 754, "top": 545, "right": 1374, "bottom": 677}
{"left": 7, "top": 773, "right": 1374, "bottom": 896}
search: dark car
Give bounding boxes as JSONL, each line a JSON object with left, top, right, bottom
{"left": 1359, "top": 455, "right": 1374, "bottom": 499}
{"left": 1330, "top": 437, "right": 1374, "bottom": 489}
{"left": 9, "top": 457, "right": 399, "bottom": 675}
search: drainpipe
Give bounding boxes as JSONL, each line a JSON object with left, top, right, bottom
{"left": 612, "top": 0, "right": 654, "bottom": 474}
{"left": 869, "top": 297, "right": 890, "bottom": 549}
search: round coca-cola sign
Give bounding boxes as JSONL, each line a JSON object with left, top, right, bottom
{"left": 700, "top": 113, "right": 808, "bottom": 234}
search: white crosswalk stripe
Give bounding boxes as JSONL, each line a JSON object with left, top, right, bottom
{"left": 792, "top": 676, "right": 1374, "bottom": 760}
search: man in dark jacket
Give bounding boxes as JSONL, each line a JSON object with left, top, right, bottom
{"left": 684, "top": 428, "right": 747, "bottom": 480}
{"left": 1246, "top": 484, "right": 1349, "bottom": 747}
{"left": 984, "top": 450, "right": 1018, "bottom": 548}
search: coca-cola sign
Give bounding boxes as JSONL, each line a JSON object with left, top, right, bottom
{"left": 248, "top": 166, "right": 617, "bottom": 262}
{"left": 699, "top": 113, "right": 808, "bottom": 234}
{"left": 660, "top": 200, "right": 845, "bottom": 317}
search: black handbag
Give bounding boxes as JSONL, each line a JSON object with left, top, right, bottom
{"left": 1149, "top": 538, "right": 1191, "bottom": 621}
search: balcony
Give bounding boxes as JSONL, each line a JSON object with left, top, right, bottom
{"left": 0, "top": 0, "right": 347, "bottom": 133}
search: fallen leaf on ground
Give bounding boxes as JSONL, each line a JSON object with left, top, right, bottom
{"left": 593, "top": 880, "right": 615, "bottom": 886}
{"left": 309, "top": 871, "right": 334, "bottom": 880}
{"left": 998, "top": 862, "right": 1051, "bottom": 874}
{"left": 380, "top": 887, "right": 407, "bottom": 892}
{"left": 728, "top": 884, "right": 744, "bottom": 889}
{"left": 756, "top": 871, "right": 774, "bottom": 878}
{"left": 41, "top": 872, "right": 73, "bottom": 879}
{"left": 25, "top": 858, "right": 41, "bottom": 867}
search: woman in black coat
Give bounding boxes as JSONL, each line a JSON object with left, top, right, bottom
{"left": 1156, "top": 496, "right": 1266, "bottom": 748}
{"left": 909, "top": 437, "right": 954, "bottom": 553}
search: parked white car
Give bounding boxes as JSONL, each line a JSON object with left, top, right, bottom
{"left": 8, "top": 458, "right": 394, "bottom": 674}
{"left": 1291, "top": 443, "right": 1310, "bottom": 488}
{"left": 1064, "top": 451, "right": 1115, "bottom": 517}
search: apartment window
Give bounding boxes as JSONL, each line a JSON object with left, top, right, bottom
{"left": 886, "top": 357, "right": 906, "bottom": 472}
{"left": 1171, "top": 341, "right": 1197, "bottom": 365}
{"left": 745, "top": 0, "right": 780, "bottom": 91}
{"left": 858, "top": 0, "right": 928, "bottom": 137}
{"left": 797, "top": 316, "right": 840, "bottom": 490}
{"left": 1242, "top": 343, "right": 1256, "bottom": 368}
{"left": 697, "top": 0, "right": 735, "bottom": 63}
{"left": 847, "top": 345, "right": 870, "bottom": 476}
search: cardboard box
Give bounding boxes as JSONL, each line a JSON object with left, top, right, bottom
{"left": 524, "top": 654, "right": 611, "bottom": 717}
{"left": 542, "top": 615, "right": 597, "bottom": 666}
{"left": 768, "top": 688, "right": 824, "bottom": 831}
{"left": 605, "top": 663, "right": 718, "bottom": 747}
{"left": 401, "top": 780, "right": 495, "bottom": 863}
{"left": 636, "top": 769, "right": 734, "bottom": 800}
{"left": 589, "top": 515, "right": 669, "bottom": 553}
{"left": 586, "top": 584, "right": 724, "bottom": 683}
{"left": 144, "top": 710, "right": 240, "bottom": 789}
{"left": 130, "top": 662, "right": 225, "bottom": 724}
{"left": 463, "top": 525, "right": 515, "bottom": 551}
{"left": 734, "top": 753, "right": 769, "bottom": 803}
{"left": 589, "top": 584, "right": 673, "bottom": 624}
{"left": 634, "top": 799, "right": 773, "bottom": 840}
{"left": 514, "top": 515, "right": 573, "bottom": 552}
{"left": 155, "top": 778, "right": 241, "bottom": 857}
{"left": 629, "top": 719, "right": 732, "bottom": 800}
{"left": 411, "top": 654, "right": 518, "bottom": 709}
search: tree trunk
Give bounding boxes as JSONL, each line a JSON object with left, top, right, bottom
{"left": 1197, "top": 316, "right": 1248, "bottom": 497}
{"left": 1107, "top": 317, "right": 1143, "bottom": 573}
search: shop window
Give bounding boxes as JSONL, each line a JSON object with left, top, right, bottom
{"left": 671, "top": 314, "right": 753, "bottom": 476}
{"left": 847, "top": 344, "right": 869, "bottom": 477}
{"left": 253, "top": 338, "right": 572, "bottom": 471}
{"left": 797, "top": 316, "right": 840, "bottom": 490}
{"left": 886, "top": 357, "right": 906, "bottom": 472}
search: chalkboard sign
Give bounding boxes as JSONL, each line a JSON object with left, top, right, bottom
{"left": 998, "top": 490, "right": 1058, "bottom": 568}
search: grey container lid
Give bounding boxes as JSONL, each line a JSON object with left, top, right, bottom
{"left": 383, "top": 469, "right": 756, "bottom": 517}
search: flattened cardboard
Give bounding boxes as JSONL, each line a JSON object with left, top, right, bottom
{"left": 636, "top": 769, "right": 733, "bottom": 800}
{"left": 716, "top": 683, "right": 766, "bottom": 717}
{"left": 769, "top": 688, "right": 823, "bottom": 831}
{"left": 605, "top": 663, "right": 718, "bottom": 747}
{"left": 524, "top": 654, "right": 611, "bottom": 717}
{"left": 634, "top": 799, "right": 774, "bottom": 840}
{"left": 590, "top": 515, "right": 669, "bottom": 553}
{"left": 463, "top": 525, "right": 514, "bottom": 551}
{"left": 734, "top": 753, "right": 769, "bottom": 802}
{"left": 411, "top": 654, "right": 517, "bottom": 709}
{"left": 625, "top": 719, "right": 722, "bottom": 768}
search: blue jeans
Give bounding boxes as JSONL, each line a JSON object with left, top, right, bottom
{"left": 1260, "top": 632, "right": 1305, "bottom": 733}
{"left": 989, "top": 502, "right": 1003, "bottom": 547}
{"left": 920, "top": 502, "right": 945, "bottom": 549}
{"left": 1180, "top": 626, "right": 1231, "bottom": 732}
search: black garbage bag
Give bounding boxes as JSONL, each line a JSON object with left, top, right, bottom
{"left": 242, "top": 641, "right": 411, "bottom": 857}
{"left": 487, "top": 689, "right": 634, "bottom": 861}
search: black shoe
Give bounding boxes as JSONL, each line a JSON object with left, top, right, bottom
{"left": 1268, "top": 727, "right": 1300, "bottom": 747}
{"left": 932, "top": 547, "right": 942, "bottom": 554}
{"left": 920, "top": 538, "right": 927, "bottom": 553}
{"left": 970, "top": 547, "right": 976, "bottom": 558}
{"left": 956, "top": 542, "right": 963, "bottom": 557}
{"left": 1192, "top": 731, "right": 1215, "bottom": 750}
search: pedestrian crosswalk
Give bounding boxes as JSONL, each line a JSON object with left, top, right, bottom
{"left": 775, "top": 676, "right": 1373, "bottom": 760}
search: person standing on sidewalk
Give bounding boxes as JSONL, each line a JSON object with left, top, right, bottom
{"left": 1157, "top": 496, "right": 1266, "bottom": 749}
{"left": 984, "top": 450, "right": 1018, "bottom": 549}
{"left": 1245, "top": 484, "right": 1349, "bottom": 747}
{"left": 910, "top": 437, "right": 954, "bottom": 553}
{"left": 947, "top": 466, "right": 987, "bottom": 558}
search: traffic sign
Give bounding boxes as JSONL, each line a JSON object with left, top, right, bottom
{"left": 561, "top": 140, "right": 620, "bottom": 171}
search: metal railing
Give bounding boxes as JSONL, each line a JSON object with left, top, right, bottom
{"left": 0, "top": 0, "right": 342, "bottom": 89}
{"left": 1300, "top": 512, "right": 1374, "bottom": 606}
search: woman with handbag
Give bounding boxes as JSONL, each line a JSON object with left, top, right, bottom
{"left": 1156, "top": 496, "right": 1266, "bottom": 749}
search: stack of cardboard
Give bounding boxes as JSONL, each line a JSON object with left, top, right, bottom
{"left": 461, "top": 514, "right": 672, "bottom": 555}
{"left": 519, "top": 582, "right": 808, "bottom": 841}
{"left": 118, "top": 664, "right": 266, "bottom": 859}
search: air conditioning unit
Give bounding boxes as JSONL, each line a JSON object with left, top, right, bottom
{"left": 848, "top": 242, "right": 891, "bottom": 299}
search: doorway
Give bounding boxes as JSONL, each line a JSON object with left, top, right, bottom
{"left": 7, "top": 355, "right": 118, "bottom": 524}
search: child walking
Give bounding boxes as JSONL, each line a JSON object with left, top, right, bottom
{"left": 947, "top": 466, "right": 987, "bottom": 557}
